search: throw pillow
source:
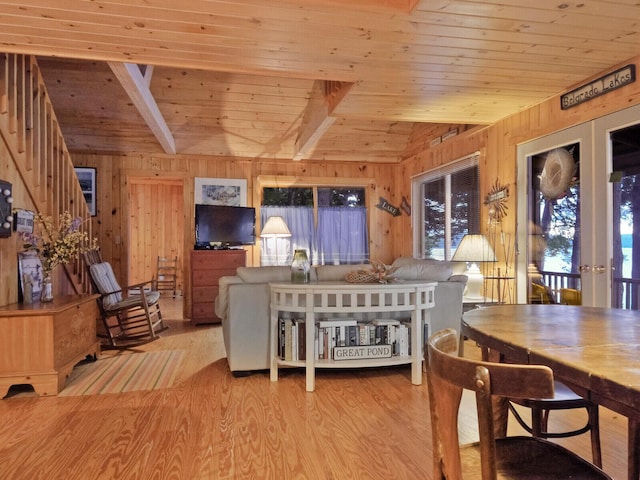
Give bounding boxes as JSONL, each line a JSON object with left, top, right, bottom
{"left": 391, "top": 257, "right": 453, "bottom": 281}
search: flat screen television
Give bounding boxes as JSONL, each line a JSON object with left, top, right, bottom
{"left": 195, "top": 204, "right": 256, "bottom": 248}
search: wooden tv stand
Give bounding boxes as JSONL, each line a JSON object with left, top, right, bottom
{"left": 190, "top": 249, "right": 246, "bottom": 325}
{"left": 0, "top": 295, "right": 101, "bottom": 397}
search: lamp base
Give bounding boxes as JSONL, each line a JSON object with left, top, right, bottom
{"left": 463, "top": 263, "right": 485, "bottom": 301}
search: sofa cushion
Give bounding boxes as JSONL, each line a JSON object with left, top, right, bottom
{"left": 215, "top": 275, "right": 245, "bottom": 320}
{"left": 448, "top": 274, "right": 468, "bottom": 284}
{"left": 236, "top": 265, "right": 318, "bottom": 283}
{"left": 391, "top": 257, "right": 454, "bottom": 282}
{"left": 237, "top": 266, "right": 290, "bottom": 283}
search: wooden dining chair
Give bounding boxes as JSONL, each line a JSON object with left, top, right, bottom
{"left": 507, "top": 380, "right": 602, "bottom": 467}
{"left": 426, "top": 328, "right": 612, "bottom": 480}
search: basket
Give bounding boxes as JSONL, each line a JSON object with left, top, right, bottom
{"left": 345, "top": 261, "right": 396, "bottom": 284}
{"left": 345, "top": 270, "right": 378, "bottom": 283}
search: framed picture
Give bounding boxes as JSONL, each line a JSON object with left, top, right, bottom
{"left": 14, "top": 209, "right": 35, "bottom": 234}
{"left": 18, "top": 250, "right": 44, "bottom": 303}
{"left": 75, "top": 167, "right": 97, "bottom": 216}
{"left": 194, "top": 177, "right": 247, "bottom": 206}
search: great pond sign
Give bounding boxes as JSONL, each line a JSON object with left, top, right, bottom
{"left": 561, "top": 64, "right": 636, "bottom": 110}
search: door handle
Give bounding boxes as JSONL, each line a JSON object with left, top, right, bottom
{"left": 579, "top": 265, "right": 591, "bottom": 273}
{"left": 593, "top": 265, "right": 607, "bottom": 274}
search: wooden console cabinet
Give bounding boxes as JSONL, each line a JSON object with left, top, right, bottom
{"left": 0, "top": 295, "right": 101, "bottom": 397}
{"left": 269, "top": 281, "right": 436, "bottom": 392}
{"left": 190, "top": 249, "right": 246, "bottom": 325}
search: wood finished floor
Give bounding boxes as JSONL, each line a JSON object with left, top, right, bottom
{"left": 0, "top": 297, "right": 629, "bottom": 479}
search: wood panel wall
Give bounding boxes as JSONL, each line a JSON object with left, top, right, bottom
{"left": 70, "top": 153, "right": 400, "bottom": 318}
{"left": 398, "top": 54, "right": 640, "bottom": 302}
{"left": 71, "top": 54, "right": 640, "bottom": 314}
{"left": 4, "top": 54, "right": 640, "bottom": 311}
{"left": 0, "top": 54, "right": 94, "bottom": 308}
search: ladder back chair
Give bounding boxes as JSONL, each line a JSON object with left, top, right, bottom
{"left": 426, "top": 328, "right": 611, "bottom": 480}
{"left": 155, "top": 256, "right": 178, "bottom": 298}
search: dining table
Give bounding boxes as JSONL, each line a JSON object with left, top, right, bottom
{"left": 461, "top": 304, "right": 640, "bottom": 480}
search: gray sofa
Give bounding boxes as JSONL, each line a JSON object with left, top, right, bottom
{"left": 214, "top": 257, "right": 467, "bottom": 375}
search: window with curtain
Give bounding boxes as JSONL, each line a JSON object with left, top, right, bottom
{"left": 260, "top": 206, "right": 315, "bottom": 265}
{"left": 413, "top": 154, "right": 480, "bottom": 260}
{"left": 261, "top": 187, "right": 369, "bottom": 265}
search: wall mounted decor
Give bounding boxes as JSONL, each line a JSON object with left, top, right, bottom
{"left": 401, "top": 196, "right": 411, "bottom": 216}
{"left": 375, "top": 196, "right": 401, "bottom": 216}
{"left": 14, "top": 209, "right": 34, "bottom": 234}
{"left": 75, "top": 167, "right": 97, "bottom": 216}
{"left": 194, "top": 177, "right": 247, "bottom": 206}
{"left": 484, "top": 179, "right": 510, "bottom": 224}
{"left": 0, "top": 180, "right": 13, "bottom": 238}
{"left": 18, "top": 250, "right": 43, "bottom": 303}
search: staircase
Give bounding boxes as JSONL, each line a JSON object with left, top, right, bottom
{"left": 0, "top": 53, "right": 93, "bottom": 294}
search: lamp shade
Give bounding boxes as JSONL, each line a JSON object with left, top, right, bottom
{"left": 451, "top": 234, "right": 497, "bottom": 263}
{"left": 260, "top": 216, "right": 291, "bottom": 238}
{"left": 451, "top": 234, "right": 496, "bottom": 302}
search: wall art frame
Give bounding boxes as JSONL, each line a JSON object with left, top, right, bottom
{"left": 194, "top": 177, "right": 247, "bottom": 206}
{"left": 75, "top": 167, "right": 97, "bottom": 216}
{"left": 14, "top": 209, "right": 35, "bottom": 234}
{"left": 18, "top": 250, "right": 43, "bottom": 303}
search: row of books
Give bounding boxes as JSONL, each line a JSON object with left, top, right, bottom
{"left": 277, "top": 317, "right": 416, "bottom": 361}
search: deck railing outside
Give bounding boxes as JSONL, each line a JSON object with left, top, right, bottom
{"left": 539, "top": 270, "right": 639, "bottom": 310}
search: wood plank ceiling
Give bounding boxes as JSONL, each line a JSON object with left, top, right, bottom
{"left": 1, "top": 0, "right": 640, "bottom": 163}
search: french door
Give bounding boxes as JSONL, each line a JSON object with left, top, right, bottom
{"left": 594, "top": 106, "right": 640, "bottom": 309}
{"left": 517, "top": 103, "right": 640, "bottom": 309}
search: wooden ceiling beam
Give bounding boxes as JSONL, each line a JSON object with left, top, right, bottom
{"left": 293, "top": 80, "right": 353, "bottom": 161}
{"left": 108, "top": 62, "right": 176, "bottom": 154}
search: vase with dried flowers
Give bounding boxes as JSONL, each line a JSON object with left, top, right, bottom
{"left": 21, "top": 211, "right": 97, "bottom": 302}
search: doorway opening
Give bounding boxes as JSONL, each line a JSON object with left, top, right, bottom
{"left": 128, "top": 177, "right": 185, "bottom": 296}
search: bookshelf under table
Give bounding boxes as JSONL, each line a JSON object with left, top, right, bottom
{"left": 269, "top": 281, "right": 436, "bottom": 392}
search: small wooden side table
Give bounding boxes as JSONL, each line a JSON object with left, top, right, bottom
{"left": 484, "top": 275, "right": 515, "bottom": 304}
{"left": 0, "top": 295, "right": 100, "bottom": 397}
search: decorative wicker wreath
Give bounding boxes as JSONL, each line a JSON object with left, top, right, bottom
{"left": 345, "top": 261, "right": 396, "bottom": 284}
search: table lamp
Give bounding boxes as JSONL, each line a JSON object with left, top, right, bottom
{"left": 452, "top": 234, "right": 496, "bottom": 301}
{"left": 260, "top": 216, "right": 291, "bottom": 265}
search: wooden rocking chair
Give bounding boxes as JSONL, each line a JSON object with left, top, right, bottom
{"left": 88, "top": 261, "right": 168, "bottom": 348}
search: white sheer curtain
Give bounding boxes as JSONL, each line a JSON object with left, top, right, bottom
{"left": 260, "top": 206, "right": 315, "bottom": 265}
{"left": 317, "top": 206, "right": 369, "bottom": 264}
{"left": 260, "top": 206, "right": 369, "bottom": 265}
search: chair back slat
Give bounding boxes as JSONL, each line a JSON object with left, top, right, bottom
{"left": 84, "top": 249, "right": 103, "bottom": 267}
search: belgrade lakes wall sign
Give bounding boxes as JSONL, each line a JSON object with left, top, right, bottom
{"left": 561, "top": 64, "right": 635, "bottom": 110}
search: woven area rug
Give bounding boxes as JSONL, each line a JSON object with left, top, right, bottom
{"left": 60, "top": 350, "right": 184, "bottom": 396}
